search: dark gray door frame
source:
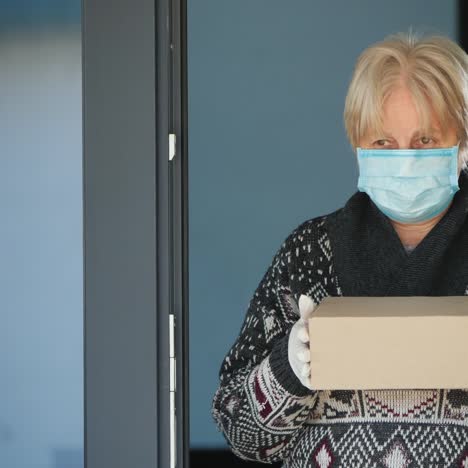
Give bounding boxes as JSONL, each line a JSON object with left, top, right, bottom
{"left": 82, "top": 0, "right": 188, "bottom": 466}
{"left": 460, "top": 0, "right": 468, "bottom": 52}
{"left": 169, "top": 0, "right": 190, "bottom": 466}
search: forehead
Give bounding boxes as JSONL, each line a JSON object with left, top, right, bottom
{"left": 365, "top": 84, "right": 447, "bottom": 137}
{"left": 381, "top": 86, "right": 438, "bottom": 127}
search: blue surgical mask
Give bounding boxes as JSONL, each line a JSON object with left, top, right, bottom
{"left": 356, "top": 144, "right": 460, "bottom": 223}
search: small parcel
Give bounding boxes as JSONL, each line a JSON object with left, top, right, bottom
{"left": 308, "top": 296, "right": 468, "bottom": 390}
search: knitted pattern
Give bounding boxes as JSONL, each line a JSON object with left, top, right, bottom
{"left": 211, "top": 174, "right": 468, "bottom": 467}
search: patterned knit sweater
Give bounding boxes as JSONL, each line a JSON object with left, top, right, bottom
{"left": 211, "top": 172, "right": 468, "bottom": 468}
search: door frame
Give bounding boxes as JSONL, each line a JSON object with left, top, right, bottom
{"left": 82, "top": 0, "right": 188, "bottom": 466}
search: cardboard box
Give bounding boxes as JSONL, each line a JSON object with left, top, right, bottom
{"left": 308, "top": 296, "right": 468, "bottom": 390}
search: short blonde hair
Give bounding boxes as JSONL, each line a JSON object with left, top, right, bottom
{"left": 343, "top": 32, "right": 468, "bottom": 171}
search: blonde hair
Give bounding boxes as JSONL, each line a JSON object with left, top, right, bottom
{"left": 343, "top": 32, "right": 468, "bottom": 172}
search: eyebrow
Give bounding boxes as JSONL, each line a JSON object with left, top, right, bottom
{"left": 412, "top": 128, "right": 442, "bottom": 136}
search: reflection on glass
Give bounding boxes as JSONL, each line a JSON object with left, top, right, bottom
{"left": 0, "top": 2, "right": 83, "bottom": 467}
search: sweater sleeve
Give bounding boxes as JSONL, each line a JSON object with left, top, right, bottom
{"left": 211, "top": 221, "right": 321, "bottom": 463}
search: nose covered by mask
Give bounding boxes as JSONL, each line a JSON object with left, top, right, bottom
{"left": 356, "top": 144, "right": 460, "bottom": 224}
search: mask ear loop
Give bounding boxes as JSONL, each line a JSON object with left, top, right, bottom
{"left": 451, "top": 141, "right": 461, "bottom": 188}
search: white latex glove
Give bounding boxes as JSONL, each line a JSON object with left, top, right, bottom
{"left": 287, "top": 294, "right": 317, "bottom": 390}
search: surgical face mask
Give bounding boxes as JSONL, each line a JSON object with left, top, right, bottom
{"left": 356, "top": 144, "right": 460, "bottom": 224}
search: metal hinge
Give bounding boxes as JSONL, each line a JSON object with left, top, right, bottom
{"left": 169, "top": 133, "right": 176, "bottom": 161}
{"left": 169, "top": 313, "right": 176, "bottom": 468}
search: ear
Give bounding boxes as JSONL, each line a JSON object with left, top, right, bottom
{"left": 298, "top": 294, "right": 316, "bottom": 321}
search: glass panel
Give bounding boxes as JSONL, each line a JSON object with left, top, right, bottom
{"left": 0, "top": 2, "right": 83, "bottom": 467}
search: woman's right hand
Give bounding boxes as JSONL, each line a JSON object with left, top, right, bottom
{"left": 287, "top": 294, "right": 316, "bottom": 390}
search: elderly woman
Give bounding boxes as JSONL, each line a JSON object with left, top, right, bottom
{"left": 211, "top": 32, "right": 468, "bottom": 467}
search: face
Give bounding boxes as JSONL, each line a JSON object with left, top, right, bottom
{"left": 358, "top": 84, "right": 459, "bottom": 153}
{"left": 358, "top": 84, "right": 461, "bottom": 225}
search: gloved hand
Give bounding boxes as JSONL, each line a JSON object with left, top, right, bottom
{"left": 287, "top": 294, "right": 317, "bottom": 390}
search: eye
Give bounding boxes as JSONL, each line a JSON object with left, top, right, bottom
{"left": 374, "top": 139, "right": 389, "bottom": 147}
{"left": 419, "top": 136, "right": 433, "bottom": 145}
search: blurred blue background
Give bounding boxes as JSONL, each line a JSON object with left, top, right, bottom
{"left": 0, "top": 1, "right": 82, "bottom": 468}
{"left": 188, "top": 0, "right": 458, "bottom": 448}
{"left": 0, "top": 0, "right": 80, "bottom": 30}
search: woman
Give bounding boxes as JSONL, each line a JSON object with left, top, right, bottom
{"left": 211, "top": 32, "right": 468, "bottom": 467}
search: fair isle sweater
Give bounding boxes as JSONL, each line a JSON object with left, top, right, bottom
{"left": 211, "top": 171, "right": 468, "bottom": 468}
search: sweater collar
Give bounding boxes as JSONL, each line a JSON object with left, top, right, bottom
{"left": 326, "top": 170, "right": 468, "bottom": 296}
